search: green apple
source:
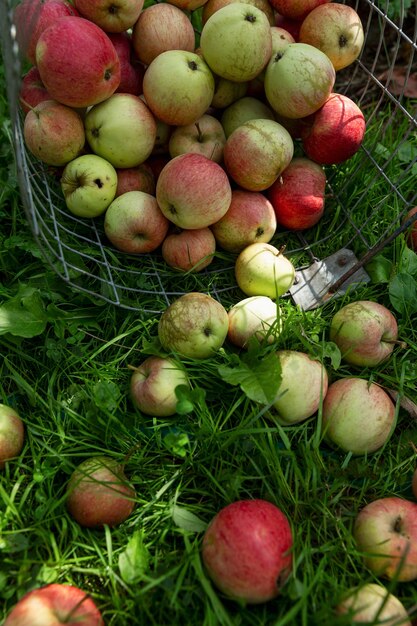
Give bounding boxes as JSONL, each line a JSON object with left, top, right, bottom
{"left": 61, "top": 154, "right": 117, "bottom": 218}
{"left": 235, "top": 242, "right": 296, "bottom": 298}
{"left": 0, "top": 404, "right": 25, "bottom": 469}
{"left": 211, "top": 77, "right": 248, "bottom": 109}
{"left": 221, "top": 96, "right": 275, "bottom": 138}
{"left": 168, "top": 114, "right": 226, "bottom": 163}
{"left": 227, "top": 296, "right": 281, "bottom": 348}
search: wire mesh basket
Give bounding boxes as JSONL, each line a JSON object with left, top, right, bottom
{"left": 1, "top": 0, "right": 416, "bottom": 313}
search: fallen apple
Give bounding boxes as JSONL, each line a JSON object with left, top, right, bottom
{"left": 168, "top": 114, "right": 226, "bottom": 163}
{"left": 0, "top": 404, "right": 25, "bottom": 469}
{"left": 130, "top": 356, "right": 190, "bottom": 416}
{"left": 162, "top": 227, "right": 216, "bottom": 272}
{"left": 336, "top": 583, "right": 412, "bottom": 625}
{"left": 227, "top": 296, "right": 281, "bottom": 348}
{"left": 235, "top": 242, "right": 296, "bottom": 299}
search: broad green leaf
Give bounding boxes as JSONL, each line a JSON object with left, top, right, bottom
{"left": 171, "top": 504, "right": 207, "bottom": 533}
{"left": 218, "top": 351, "right": 282, "bottom": 405}
{"left": 175, "top": 385, "right": 206, "bottom": 415}
{"left": 118, "top": 531, "right": 149, "bottom": 585}
{"left": 398, "top": 140, "right": 417, "bottom": 164}
{"left": 389, "top": 272, "right": 417, "bottom": 315}
{"left": 0, "top": 287, "right": 47, "bottom": 337}
{"left": 321, "top": 342, "right": 342, "bottom": 370}
{"left": 93, "top": 381, "right": 121, "bottom": 412}
{"left": 399, "top": 246, "right": 417, "bottom": 276}
{"left": 365, "top": 254, "right": 393, "bottom": 283}
{"left": 163, "top": 431, "right": 190, "bottom": 458}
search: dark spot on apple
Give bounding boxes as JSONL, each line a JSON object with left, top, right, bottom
{"left": 104, "top": 69, "right": 112, "bottom": 81}
{"left": 169, "top": 204, "right": 177, "bottom": 215}
{"left": 245, "top": 13, "right": 257, "bottom": 22}
{"left": 393, "top": 515, "right": 403, "bottom": 534}
{"left": 94, "top": 178, "right": 104, "bottom": 188}
{"left": 91, "top": 128, "right": 100, "bottom": 138}
{"left": 274, "top": 52, "right": 284, "bottom": 62}
{"left": 108, "top": 4, "right": 118, "bottom": 13}
{"left": 188, "top": 61, "right": 198, "bottom": 71}
{"left": 256, "top": 227, "right": 264, "bottom": 237}
{"left": 204, "top": 326, "right": 212, "bottom": 337}
{"left": 339, "top": 34, "right": 348, "bottom": 48}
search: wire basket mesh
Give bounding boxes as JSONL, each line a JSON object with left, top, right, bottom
{"left": 1, "top": 0, "right": 416, "bottom": 313}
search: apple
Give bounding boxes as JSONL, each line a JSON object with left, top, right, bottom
{"left": 211, "top": 77, "right": 248, "bottom": 109}
{"left": 156, "top": 153, "right": 232, "bottom": 229}
{"left": 158, "top": 292, "right": 229, "bottom": 359}
{"left": 269, "top": 0, "right": 331, "bottom": 21}
{"left": 322, "top": 377, "right": 396, "bottom": 455}
{"left": 329, "top": 300, "right": 399, "bottom": 367}
{"left": 85, "top": 93, "right": 157, "bottom": 168}
{"left": 272, "top": 351, "right": 328, "bottom": 424}
{"left": 132, "top": 3, "right": 195, "bottom": 66}
{"left": 108, "top": 32, "right": 144, "bottom": 95}
{"left": 143, "top": 50, "right": 215, "bottom": 126}
{"left": 275, "top": 13, "right": 302, "bottom": 40}
{"left": 413, "top": 467, "right": 417, "bottom": 499}
{"left": 146, "top": 154, "right": 171, "bottom": 182}
{"left": 336, "top": 583, "right": 412, "bottom": 625}
{"left": 200, "top": 4, "right": 272, "bottom": 82}
{"left": 224, "top": 119, "right": 294, "bottom": 191}
{"left": 211, "top": 189, "right": 277, "bottom": 253}
{"left": 301, "top": 93, "right": 366, "bottom": 164}
{"left": 168, "top": 0, "right": 210, "bottom": 10}
{"left": 130, "top": 356, "right": 190, "bottom": 417}
{"left": 267, "top": 157, "right": 326, "bottom": 230}
{"left": 235, "top": 242, "right": 296, "bottom": 299}
{"left": 405, "top": 206, "right": 417, "bottom": 251}
{"left": 202, "top": 499, "right": 293, "bottom": 603}
{"left": 168, "top": 114, "right": 226, "bottom": 163}
{"left": 353, "top": 497, "right": 417, "bottom": 582}
{"left": 0, "top": 404, "right": 25, "bottom": 469}
{"left": 4, "top": 583, "right": 104, "bottom": 626}
{"left": 265, "top": 43, "right": 335, "bottom": 119}
{"left": 227, "top": 296, "right": 281, "bottom": 348}
{"left": 202, "top": 0, "right": 275, "bottom": 25}
{"left": 66, "top": 456, "right": 136, "bottom": 527}
{"left": 220, "top": 96, "right": 275, "bottom": 138}
{"left": 74, "top": 0, "right": 144, "bottom": 32}
{"left": 299, "top": 3, "right": 364, "bottom": 71}
{"left": 104, "top": 191, "right": 169, "bottom": 254}
{"left": 116, "top": 163, "right": 155, "bottom": 197}
{"left": 24, "top": 100, "right": 85, "bottom": 167}
{"left": 14, "top": 0, "right": 79, "bottom": 65}
{"left": 270, "top": 25, "right": 296, "bottom": 50}
{"left": 162, "top": 227, "right": 216, "bottom": 272}
{"left": 19, "top": 67, "right": 51, "bottom": 115}
{"left": 35, "top": 16, "right": 120, "bottom": 109}
{"left": 61, "top": 154, "right": 118, "bottom": 218}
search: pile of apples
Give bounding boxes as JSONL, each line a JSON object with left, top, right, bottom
{"left": 16, "top": 0, "right": 367, "bottom": 281}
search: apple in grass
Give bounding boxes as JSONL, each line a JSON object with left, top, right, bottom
{"left": 19, "top": 67, "right": 51, "bottom": 115}
{"left": 104, "top": 191, "right": 169, "bottom": 254}
{"left": 116, "top": 163, "right": 155, "bottom": 197}
{"left": 132, "top": 3, "right": 195, "bottom": 67}
{"left": 202, "top": 499, "right": 293, "bottom": 603}
{"left": 211, "top": 189, "right": 277, "bottom": 253}
{"left": 220, "top": 96, "right": 275, "bottom": 138}
{"left": 74, "top": 0, "right": 143, "bottom": 32}
{"left": 61, "top": 154, "right": 117, "bottom": 218}
{"left": 354, "top": 497, "right": 417, "bottom": 582}
{"left": 202, "top": 0, "right": 275, "bottom": 26}
{"left": 269, "top": 0, "right": 331, "bottom": 21}
{"left": 4, "top": 583, "right": 104, "bottom": 626}
{"left": 336, "top": 583, "right": 412, "bottom": 626}
{"left": 156, "top": 153, "right": 232, "bottom": 229}
{"left": 329, "top": 300, "right": 399, "bottom": 367}
{"left": 200, "top": 4, "right": 272, "bottom": 82}
{"left": 267, "top": 157, "right": 327, "bottom": 230}
{"left": 108, "top": 33, "right": 144, "bottom": 96}
{"left": 168, "top": 114, "right": 226, "bottom": 163}
{"left": 0, "top": 404, "right": 25, "bottom": 469}
{"left": 227, "top": 296, "right": 282, "bottom": 348}
{"left": 158, "top": 293, "right": 229, "bottom": 359}
{"left": 301, "top": 93, "right": 366, "bottom": 165}
{"left": 130, "top": 356, "right": 190, "bottom": 417}
{"left": 322, "top": 377, "right": 396, "bottom": 455}
{"left": 224, "top": 119, "right": 294, "bottom": 191}
{"left": 162, "top": 227, "right": 216, "bottom": 273}
{"left": 235, "top": 242, "right": 296, "bottom": 299}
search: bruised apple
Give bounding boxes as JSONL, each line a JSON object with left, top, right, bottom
{"left": 162, "top": 227, "right": 216, "bottom": 272}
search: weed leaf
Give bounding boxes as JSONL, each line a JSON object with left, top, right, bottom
{"left": 218, "top": 351, "right": 281, "bottom": 405}
{"left": 171, "top": 504, "right": 207, "bottom": 533}
{"left": 0, "top": 286, "right": 47, "bottom": 337}
{"left": 118, "top": 530, "right": 149, "bottom": 585}
{"left": 365, "top": 254, "right": 393, "bottom": 283}
{"left": 389, "top": 272, "right": 417, "bottom": 315}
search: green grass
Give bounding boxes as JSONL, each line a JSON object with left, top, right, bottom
{"left": 1, "top": 46, "right": 417, "bottom": 626}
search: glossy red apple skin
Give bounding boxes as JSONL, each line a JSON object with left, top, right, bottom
{"left": 269, "top": 0, "right": 331, "bottom": 21}
{"left": 19, "top": 67, "right": 51, "bottom": 115}
{"left": 202, "top": 499, "right": 293, "bottom": 603}
{"left": 4, "top": 583, "right": 104, "bottom": 626}
{"left": 108, "top": 32, "right": 144, "bottom": 96}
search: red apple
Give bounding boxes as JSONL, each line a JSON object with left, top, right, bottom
{"left": 162, "top": 227, "right": 216, "bottom": 272}
{"left": 0, "top": 404, "right": 25, "bottom": 469}
{"left": 19, "top": 67, "right": 51, "bottom": 115}
{"left": 4, "top": 583, "right": 103, "bottom": 626}
{"left": 130, "top": 356, "right": 190, "bottom": 416}
{"left": 108, "top": 32, "right": 144, "bottom": 96}
{"left": 404, "top": 206, "right": 417, "bottom": 251}
{"left": 275, "top": 13, "right": 302, "bottom": 39}
{"left": 115, "top": 164, "right": 155, "bottom": 197}
{"left": 211, "top": 189, "right": 277, "bottom": 252}
{"left": 202, "top": 499, "right": 293, "bottom": 603}
{"left": 301, "top": 93, "right": 366, "bottom": 164}
{"left": 156, "top": 153, "right": 232, "bottom": 229}
{"left": 269, "top": 0, "right": 331, "bottom": 21}
{"left": 35, "top": 16, "right": 121, "bottom": 108}
{"left": 267, "top": 157, "right": 326, "bottom": 230}
{"left": 74, "top": 0, "right": 143, "bottom": 32}
{"left": 168, "top": 114, "right": 226, "bottom": 163}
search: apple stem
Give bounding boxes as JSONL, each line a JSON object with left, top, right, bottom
{"left": 277, "top": 244, "right": 287, "bottom": 257}
{"left": 195, "top": 122, "right": 203, "bottom": 143}
{"left": 384, "top": 339, "right": 407, "bottom": 348}
{"left": 127, "top": 364, "right": 139, "bottom": 371}
{"left": 60, "top": 592, "right": 91, "bottom": 623}
{"left": 20, "top": 98, "right": 37, "bottom": 114}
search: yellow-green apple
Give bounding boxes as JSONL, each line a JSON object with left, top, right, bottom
{"left": 24, "top": 100, "right": 85, "bottom": 167}
{"left": 202, "top": 499, "right": 293, "bottom": 603}
{"left": 104, "top": 191, "right": 169, "bottom": 254}
{"left": 329, "top": 300, "right": 398, "bottom": 367}
{"left": 168, "top": 114, "right": 226, "bottom": 163}
{"left": 74, "top": 0, "right": 143, "bottom": 32}
{"left": 272, "top": 351, "right": 328, "bottom": 424}
{"left": 85, "top": 93, "right": 157, "bottom": 168}
{"left": 66, "top": 456, "right": 136, "bottom": 527}
{"left": 156, "top": 153, "right": 232, "bottom": 229}
{"left": 301, "top": 93, "right": 366, "bottom": 164}
{"left": 200, "top": 4, "right": 272, "bottom": 82}
{"left": 353, "top": 497, "right": 417, "bottom": 582}
{"left": 132, "top": 3, "right": 195, "bottom": 66}
{"left": 220, "top": 96, "right": 275, "bottom": 138}
{"left": 4, "top": 583, "right": 104, "bottom": 626}
{"left": 162, "top": 227, "right": 216, "bottom": 272}
{"left": 35, "top": 16, "right": 121, "bottom": 108}
{"left": 227, "top": 296, "right": 281, "bottom": 348}
{"left": 412, "top": 467, "right": 417, "bottom": 499}
{"left": 116, "top": 163, "right": 155, "bottom": 197}
{"left": 211, "top": 77, "right": 248, "bottom": 109}
{"left": 265, "top": 43, "right": 335, "bottom": 118}
{"left": 322, "top": 377, "right": 396, "bottom": 455}
{"left": 299, "top": 3, "right": 364, "bottom": 71}
{"left": 336, "top": 583, "right": 412, "bottom": 626}
{"left": 267, "top": 157, "right": 326, "bottom": 230}
{"left": 224, "top": 119, "right": 294, "bottom": 191}
{"left": 269, "top": 0, "right": 331, "bottom": 20}
{"left": 143, "top": 50, "right": 215, "bottom": 126}
{"left": 14, "top": 0, "right": 79, "bottom": 65}
{"left": 405, "top": 206, "right": 417, "bottom": 251}
{"left": 202, "top": 0, "right": 275, "bottom": 26}
{"left": 19, "top": 67, "right": 51, "bottom": 115}
{"left": 271, "top": 25, "right": 296, "bottom": 50}
{"left": 235, "top": 242, "right": 296, "bottom": 298}
{"left": 61, "top": 154, "right": 117, "bottom": 218}
{"left": 158, "top": 292, "right": 229, "bottom": 359}
{"left": 0, "top": 404, "right": 25, "bottom": 469}
{"left": 108, "top": 33, "right": 144, "bottom": 95}
{"left": 130, "top": 356, "right": 190, "bottom": 417}
{"left": 211, "top": 189, "right": 277, "bottom": 253}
